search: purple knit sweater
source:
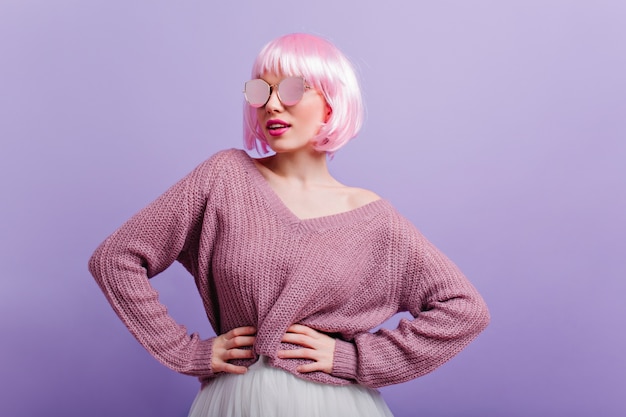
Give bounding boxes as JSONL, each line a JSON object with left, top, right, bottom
{"left": 88, "top": 149, "right": 490, "bottom": 388}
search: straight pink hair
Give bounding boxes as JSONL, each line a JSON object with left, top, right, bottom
{"left": 243, "top": 33, "right": 364, "bottom": 155}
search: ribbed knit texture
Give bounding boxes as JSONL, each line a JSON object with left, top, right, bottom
{"left": 89, "top": 149, "right": 490, "bottom": 388}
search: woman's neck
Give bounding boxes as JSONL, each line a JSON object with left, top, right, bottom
{"left": 261, "top": 149, "right": 337, "bottom": 186}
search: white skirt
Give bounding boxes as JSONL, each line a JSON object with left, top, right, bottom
{"left": 187, "top": 356, "right": 394, "bottom": 417}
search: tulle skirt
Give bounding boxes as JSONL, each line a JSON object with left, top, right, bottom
{"left": 187, "top": 356, "right": 394, "bottom": 417}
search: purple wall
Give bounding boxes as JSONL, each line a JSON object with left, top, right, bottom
{"left": 1, "top": 1, "right": 625, "bottom": 416}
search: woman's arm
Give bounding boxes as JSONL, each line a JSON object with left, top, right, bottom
{"left": 88, "top": 153, "right": 225, "bottom": 378}
{"left": 331, "top": 216, "right": 490, "bottom": 388}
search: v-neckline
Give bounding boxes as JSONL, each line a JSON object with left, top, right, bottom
{"left": 235, "top": 149, "right": 388, "bottom": 231}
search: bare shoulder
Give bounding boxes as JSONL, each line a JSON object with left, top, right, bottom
{"left": 345, "top": 187, "right": 382, "bottom": 209}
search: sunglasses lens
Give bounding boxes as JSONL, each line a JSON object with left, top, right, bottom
{"left": 244, "top": 79, "right": 270, "bottom": 108}
{"left": 278, "top": 77, "right": 305, "bottom": 106}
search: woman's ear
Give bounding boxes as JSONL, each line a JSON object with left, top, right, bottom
{"left": 324, "top": 105, "right": 332, "bottom": 123}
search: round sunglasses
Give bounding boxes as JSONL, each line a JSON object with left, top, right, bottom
{"left": 243, "top": 76, "right": 310, "bottom": 108}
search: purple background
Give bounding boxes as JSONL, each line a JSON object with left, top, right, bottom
{"left": 1, "top": 1, "right": 625, "bottom": 416}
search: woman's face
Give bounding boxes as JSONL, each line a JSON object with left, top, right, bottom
{"left": 256, "top": 73, "right": 330, "bottom": 154}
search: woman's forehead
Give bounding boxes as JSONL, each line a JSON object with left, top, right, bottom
{"left": 258, "top": 72, "right": 309, "bottom": 85}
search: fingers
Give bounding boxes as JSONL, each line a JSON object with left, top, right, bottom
{"left": 279, "top": 348, "right": 329, "bottom": 373}
{"left": 212, "top": 326, "right": 256, "bottom": 374}
{"left": 214, "top": 362, "right": 250, "bottom": 375}
{"left": 278, "top": 324, "right": 336, "bottom": 374}
{"left": 222, "top": 335, "right": 256, "bottom": 350}
{"left": 224, "top": 326, "right": 257, "bottom": 339}
{"left": 212, "top": 325, "right": 336, "bottom": 375}
{"left": 281, "top": 331, "right": 316, "bottom": 349}
{"left": 219, "top": 343, "right": 255, "bottom": 360}
{"left": 284, "top": 324, "right": 320, "bottom": 337}
{"left": 278, "top": 345, "right": 334, "bottom": 374}
{"left": 278, "top": 347, "right": 316, "bottom": 360}
{"left": 221, "top": 326, "right": 256, "bottom": 350}
{"left": 296, "top": 361, "right": 329, "bottom": 373}
{"left": 281, "top": 324, "right": 326, "bottom": 348}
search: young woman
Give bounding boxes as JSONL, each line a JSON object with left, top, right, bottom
{"left": 89, "top": 33, "right": 490, "bottom": 417}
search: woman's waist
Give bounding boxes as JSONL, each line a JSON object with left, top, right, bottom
{"left": 200, "top": 353, "right": 355, "bottom": 387}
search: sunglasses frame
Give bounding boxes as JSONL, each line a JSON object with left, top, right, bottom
{"left": 243, "top": 76, "right": 311, "bottom": 108}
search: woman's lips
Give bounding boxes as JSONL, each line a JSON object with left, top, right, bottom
{"left": 266, "top": 119, "right": 291, "bottom": 137}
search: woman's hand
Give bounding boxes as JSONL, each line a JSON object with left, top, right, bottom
{"left": 278, "top": 324, "right": 336, "bottom": 374}
{"left": 211, "top": 326, "right": 256, "bottom": 374}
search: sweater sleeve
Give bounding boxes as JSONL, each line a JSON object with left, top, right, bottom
{"left": 332, "top": 215, "right": 490, "bottom": 388}
{"left": 88, "top": 152, "right": 225, "bottom": 379}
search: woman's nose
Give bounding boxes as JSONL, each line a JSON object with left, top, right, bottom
{"left": 265, "top": 87, "right": 283, "bottom": 112}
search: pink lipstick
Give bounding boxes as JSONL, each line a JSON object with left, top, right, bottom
{"left": 266, "top": 119, "right": 291, "bottom": 137}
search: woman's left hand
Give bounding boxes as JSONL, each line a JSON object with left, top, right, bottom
{"left": 278, "top": 324, "right": 336, "bottom": 374}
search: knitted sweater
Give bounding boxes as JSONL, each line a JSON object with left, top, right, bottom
{"left": 88, "top": 149, "right": 490, "bottom": 388}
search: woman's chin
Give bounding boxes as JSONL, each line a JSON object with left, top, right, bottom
{"left": 265, "top": 138, "right": 318, "bottom": 155}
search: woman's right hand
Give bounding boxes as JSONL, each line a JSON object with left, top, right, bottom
{"left": 211, "top": 326, "right": 257, "bottom": 374}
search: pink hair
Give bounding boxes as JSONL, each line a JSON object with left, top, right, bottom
{"left": 243, "top": 33, "right": 364, "bottom": 155}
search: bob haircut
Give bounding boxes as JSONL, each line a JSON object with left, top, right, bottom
{"left": 243, "top": 33, "right": 364, "bottom": 155}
